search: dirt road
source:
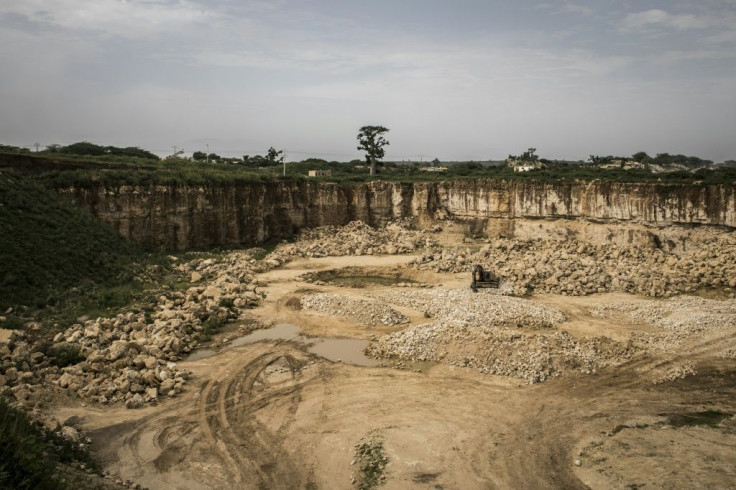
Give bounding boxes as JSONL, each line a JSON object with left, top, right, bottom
{"left": 59, "top": 255, "right": 736, "bottom": 489}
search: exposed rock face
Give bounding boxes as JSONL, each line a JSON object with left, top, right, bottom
{"left": 59, "top": 180, "right": 736, "bottom": 250}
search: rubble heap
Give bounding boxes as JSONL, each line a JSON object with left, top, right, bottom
{"left": 411, "top": 233, "right": 736, "bottom": 297}
{"left": 367, "top": 288, "right": 565, "bottom": 329}
{"left": 367, "top": 319, "right": 634, "bottom": 384}
{"left": 269, "top": 220, "right": 437, "bottom": 260}
{"left": 300, "top": 293, "right": 409, "bottom": 327}
{"left": 364, "top": 288, "right": 630, "bottom": 383}
{"left": 0, "top": 253, "right": 268, "bottom": 409}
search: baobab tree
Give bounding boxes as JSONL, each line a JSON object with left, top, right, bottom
{"left": 357, "top": 125, "right": 389, "bottom": 176}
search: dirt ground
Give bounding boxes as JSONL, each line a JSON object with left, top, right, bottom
{"left": 54, "top": 253, "right": 736, "bottom": 489}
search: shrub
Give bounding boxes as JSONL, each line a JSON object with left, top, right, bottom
{"left": 46, "top": 343, "right": 84, "bottom": 368}
{"left": 0, "top": 396, "right": 99, "bottom": 489}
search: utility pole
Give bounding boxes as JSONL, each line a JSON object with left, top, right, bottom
{"left": 33, "top": 143, "right": 40, "bottom": 152}
{"left": 171, "top": 146, "right": 178, "bottom": 156}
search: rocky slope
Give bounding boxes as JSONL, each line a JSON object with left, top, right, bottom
{"left": 60, "top": 180, "right": 736, "bottom": 250}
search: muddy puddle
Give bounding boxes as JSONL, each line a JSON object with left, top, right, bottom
{"left": 187, "top": 323, "right": 378, "bottom": 367}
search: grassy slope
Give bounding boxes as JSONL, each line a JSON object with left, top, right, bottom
{"left": 0, "top": 170, "right": 138, "bottom": 310}
{"left": 0, "top": 397, "right": 99, "bottom": 490}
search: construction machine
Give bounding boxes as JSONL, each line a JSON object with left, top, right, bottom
{"left": 471, "top": 264, "right": 499, "bottom": 292}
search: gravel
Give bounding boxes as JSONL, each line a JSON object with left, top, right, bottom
{"left": 367, "top": 288, "right": 565, "bottom": 329}
{"left": 300, "top": 293, "right": 409, "bottom": 327}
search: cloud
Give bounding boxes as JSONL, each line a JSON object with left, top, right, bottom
{"left": 622, "top": 9, "right": 713, "bottom": 31}
{"left": 0, "top": 0, "right": 216, "bottom": 39}
{"left": 559, "top": 3, "right": 594, "bottom": 17}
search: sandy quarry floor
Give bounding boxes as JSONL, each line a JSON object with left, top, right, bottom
{"left": 53, "top": 253, "right": 736, "bottom": 489}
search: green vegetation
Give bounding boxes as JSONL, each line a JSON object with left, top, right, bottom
{"left": 46, "top": 141, "right": 158, "bottom": 160}
{"left": 0, "top": 170, "right": 193, "bottom": 331}
{"left": 0, "top": 397, "right": 99, "bottom": 489}
{"left": 0, "top": 170, "right": 139, "bottom": 310}
{"left": 200, "top": 316, "right": 224, "bottom": 341}
{"left": 357, "top": 125, "right": 390, "bottom": 176}
{"left": 354, "top": 438, "right": 389, "bottom": 490}
{"left": 45, "top": 343, "right": 85, "bottom": 368}
{"left": 1, "top": 145, "right": 734, "bottom": 190}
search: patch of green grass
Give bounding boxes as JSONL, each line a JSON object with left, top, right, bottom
{"left": 0, "top": 170, "right": 189, "bottom": 328}
{"left": 355, "top": 438, "right": 388, "bottom": 489}
{"left": 218, "top": 297, "right": 235, "bottom": 308}
{"left": 0, "top": 170, "right": 139, "bottom": 311}
{"left": 0, "top": 396, "right": 100, "bottom": 489}
{"left": 200, "top": 316, "right": 224, "bottom": 341}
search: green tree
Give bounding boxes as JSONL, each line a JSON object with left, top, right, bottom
{"left": 266, "top": 147, "right": 284, "bottom": 166}
{"left": 357, "top": 125, "right": 390, "bottom": 176}
{"left": 632, "top": 151, "right": 650, "bottom": 163}
{"left": 58, "top": 141, "right": 106, "bottom": 156}
{"left": 192, "top": 151, "right": 207, "bottom": 161}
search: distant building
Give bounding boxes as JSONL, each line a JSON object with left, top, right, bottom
{"left": 507, "top": 157, "right": 543, "bottom": 172}
{"left": 419, "top": 166, "right": 448, "bottom": 172}
{"left": 308, "top": 169, "right": 332, "bottom": 177}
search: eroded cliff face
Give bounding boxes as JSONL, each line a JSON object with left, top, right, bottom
{"left": 59, "top": 180, "right": 736, "bottom": 250}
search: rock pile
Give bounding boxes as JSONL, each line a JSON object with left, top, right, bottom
{"left": 362, "top": 288, "right": 627, "bottom": 383}
{"left": 0, "top": 252, "right": 269, "bottom": 409}
{"left": 367, "top": 319, "right": 635, "bottom": 383}
{"left": 300, "top": 293, "right": 409, "bottom": 327}
{"left": 411, "top": 232, "right": 736, "bottom": 297}
{"left": 268, "top": 220, "right": 437, "bottom": 260}
{"left": 367, "top": 288, "right": 565, "bottom": 329}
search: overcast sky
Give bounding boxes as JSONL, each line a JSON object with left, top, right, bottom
{"left": 1, "top": 1, "right": 734, "bottom": 162}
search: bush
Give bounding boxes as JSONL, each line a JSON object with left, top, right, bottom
{"left": 218, "top": 298, "right": 235, "bottom": 308}
{"left": 46, "top": 343, "right": 84, "bottom": 368}
{"left": 0, "top": 397, "right": 99, "bottom": 489}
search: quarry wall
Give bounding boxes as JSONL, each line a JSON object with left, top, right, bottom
{"left": 58, "top": 180, "right": 736, "bottom": 250}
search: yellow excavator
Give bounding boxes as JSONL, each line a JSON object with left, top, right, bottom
{"left": 471, "top": 264, "right": 500, "bottom": 292}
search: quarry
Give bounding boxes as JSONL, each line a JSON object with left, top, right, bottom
{"left": 2, "top": 178, "right": 736, "bottom": 489}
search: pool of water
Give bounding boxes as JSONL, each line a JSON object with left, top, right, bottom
{"left": 186, "top": 349, "right": 216, "bottom": 361}
{"left": 186, "top": 323, "right": 378, "bottom": 367}
{"left": 307, "top": 338, "right": 378, "bottom": 367}
{"left": 230, "top": 323, "right": 301, "bottom": 346}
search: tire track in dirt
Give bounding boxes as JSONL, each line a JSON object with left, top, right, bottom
{"left": 197, "top": 342, "right": 319, "bottom": 489}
